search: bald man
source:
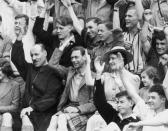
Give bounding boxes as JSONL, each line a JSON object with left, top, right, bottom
{"left": 11, "top": 42, "right": 64, "bottom": 131}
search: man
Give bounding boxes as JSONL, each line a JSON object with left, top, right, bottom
{"left": 113, "top": 0, "right": 146, "bottom": 74}
{"left": 33, "top": 7, "right": 83, "bottom": 67}
{"left": 125, "top": 84, "right": 168, "bottom": 131}
{"left": 92, "top": 45, "right": 140, "bottom": 130}
{"left": 11, "top": 23, "right": 64, "bottom": 131}
{"left": 47, "top": 46, "right": 96, "bottom": 131}
{"left": 146, "top": 27, "right": 168, "bottom": 81}
{"left": 61, "top": 0, "right": 101, "bottom": 52}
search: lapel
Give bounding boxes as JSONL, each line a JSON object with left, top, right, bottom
{"left": 0, "top": 81, "right": 13, "bottom": 100}
{"left": 78, "top": 76, "right": 86, "bottom": 91}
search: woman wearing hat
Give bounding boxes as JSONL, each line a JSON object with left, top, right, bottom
{"left": 86, "top": 45, "right": 140, "bottom": 131}
{"left": 0, "top": 59, "right": 20, "bottom": 130}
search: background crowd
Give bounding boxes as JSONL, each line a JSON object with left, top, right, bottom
{"left": 0, "top": 0, "right": 168, "bottom": 131}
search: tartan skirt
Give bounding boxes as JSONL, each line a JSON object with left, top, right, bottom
{"left": 65, "top": 113, "right": 92, "bottom": 131}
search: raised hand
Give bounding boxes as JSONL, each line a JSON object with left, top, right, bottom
{"left": 61, "top": 0, "right": 71, "bottom": 8}
{"left": 114, "top": 0, "right": 127, "bottom": 8}
{"left": 85, "top": 49, "right": 91, "bottom": 65}
{"left": 116, "top": 52, "right": 124, "bottom": 71}
{"left": 63, "top": 106, "right": 79, "bottom": 113}
{"left": 94, "top": 56, "right": 105, "bottom": 74}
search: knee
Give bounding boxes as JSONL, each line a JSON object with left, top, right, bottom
{"left": 1, "top": 113, "right": 12, "bottom": 127}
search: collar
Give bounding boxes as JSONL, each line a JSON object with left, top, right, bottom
{"left": 72, "top": 67, "right": 86, "bottom": 77}
{"left": 118, "top": 113, "right": 137, "bottom": 120}
{"left": 60, "top": 35, "right": 75, "bottom": 47}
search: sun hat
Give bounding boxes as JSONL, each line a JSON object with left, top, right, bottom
{"left": 102, "top": 46, "right": 133, "bottom": 65}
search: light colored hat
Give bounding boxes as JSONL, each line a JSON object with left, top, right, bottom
{"left": 37, "top": 0, "right": 45, "bottom": 7}
{"left": 102, "top": 46, "right": 133, "bottom": 65}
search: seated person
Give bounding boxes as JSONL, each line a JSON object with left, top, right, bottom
{"left": 47, "top": 46, "right": 96, "bottom": 131}
{"left": 118, "top": 65, "right": 168, "bottom": 131}
{"left": 0, "top": 58, "right": 20, "bottom": 130}
{"left": 92, "top": 45, "right": 140, "bottom": 130}
{"left": 127, "top": 84, "right": 168, "bottom": 131}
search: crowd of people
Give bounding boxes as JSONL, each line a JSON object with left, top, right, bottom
{"left": 0, "top": 0, "right": 168, "bottom": 131}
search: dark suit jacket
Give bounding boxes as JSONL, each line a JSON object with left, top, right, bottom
{"left": 11, "top": 40, "right": 64, "bottom": 131}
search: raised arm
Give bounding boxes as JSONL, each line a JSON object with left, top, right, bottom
{"left": 113, "top": 0, "right": 125, "bottom": 29}
{"left": 134, "top": 0, "right": 144, "bottom": 22}
{"left": 11, "top": 40, "right": 29, "bottom": 81}
{"left": 120, "top": 68, "right": 141, "bottom": 104}
{"left": 61, "top": 0, "right": 83, "bottom": 35}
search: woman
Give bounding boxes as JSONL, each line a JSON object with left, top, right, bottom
{"left": 139, "top": 66, "right": 160, "bottom": 103}
{"left": 0, "top": 58, "right": 20, "bottom": 130}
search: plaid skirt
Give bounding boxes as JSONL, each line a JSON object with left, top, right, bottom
{"left": 65, "top": 113, "right": 91, "bottom": 131}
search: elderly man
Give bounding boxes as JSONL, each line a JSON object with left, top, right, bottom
{"left": 11, "top": 21, "right": 64, "bottom": 131}
{"left": 47, "top": 46, "right": 96, "bottom": 131}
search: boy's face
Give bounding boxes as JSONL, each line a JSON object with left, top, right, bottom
{"left": 148, "top": 92, "right": 165, "bottom": 110}
{"left": 117, "top": 96, "right": 133, "bottom": 116}
{"left": 156, "top": 39, "right": 168, "bottom": 55}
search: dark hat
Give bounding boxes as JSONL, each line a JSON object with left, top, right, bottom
{"left": 102, "top": 46, "right": 133, "bottom": 65}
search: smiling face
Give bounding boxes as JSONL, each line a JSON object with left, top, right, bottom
{"left": 125, "top": 9, "right": 139, "bottom": 30}
{"left": 148, "top": 92, "right": 165, "bottom": 111}
{"left": 30, "top": 45, "right": 47, "bottom": 67}
{"left": 141, "top": 72, "right": 154, "bottom": 87}
{"left": 71, "top": 50, "right": 85, "bottom": 69}
{"left": 156, "top": 39, "right": 168, "bottom": 55}
{"left": 98, "top": 23, "right": 112, "bottom": 43}
{"left": 14, "top": 17, "right": 27, "bottom": 36}
{"left": 86, "top": 21, "right": 98, "bottom": 39}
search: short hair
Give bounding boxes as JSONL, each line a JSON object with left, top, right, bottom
{"left": 0, "top": 59, "right": 13, "bottom": 77}
{"left": 116, "top": 91, "right": 132, "bottom": 100}
{"left": 0, "top": 15, "right": 2, "bottom": 22}
{"left": 98, "top": 21, "right": 113, "bottom": 30}
{"left": 55, "top": 16, "right": 73, "bottom": 26}
{"left": 153, "top": 29, "right": 166, "bottom": 41}
{"left": 149, "top": 84, "right": 166, "bottom": 99}
{"left": 86, "top": 17, "right": 102, "bottom": 25}
{"left": 142, "top": 66, "right": 160, "bottom": 84}
{"left": 15, "top": 14, "right": 29, "bottom": 26}
{"left": 34, "top": 43, "right": 47, "bottom": 52}
{"left": 71, "top": 46, "right": 85, "bottom": 56}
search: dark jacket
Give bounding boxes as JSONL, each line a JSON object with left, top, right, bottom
{"left": 11, "top": 40, "right": 64, "bottom": 131}
{"left": 94, "top": 79, "right": 140, "bottom": 130}
{"left": 33, "top": 17, "right": 84, "bottom": 67}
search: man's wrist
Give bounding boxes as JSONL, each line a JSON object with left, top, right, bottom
{"left": 113, "top": 7, "right": 119, "bottom": 12}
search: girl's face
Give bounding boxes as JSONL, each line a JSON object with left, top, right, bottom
{"left": 141, "top": 72, "right": 153, "bottom": 87}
